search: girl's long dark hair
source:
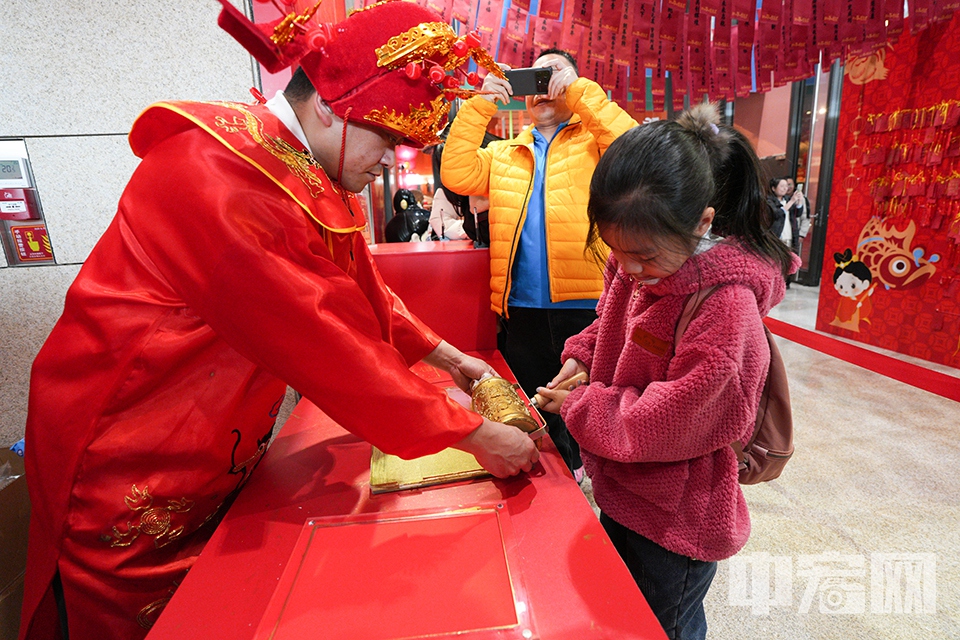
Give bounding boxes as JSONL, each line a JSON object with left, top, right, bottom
{"left": 586, "top": 102, "right": 794, "bottom": 278}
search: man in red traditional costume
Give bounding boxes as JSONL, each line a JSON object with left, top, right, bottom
{"left": 19, "top": 3, "right": 538, "bottom": 639}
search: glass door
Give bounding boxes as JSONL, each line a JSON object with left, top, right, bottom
{"left": 797, "top": 59, "right": 844, "bottom": 286}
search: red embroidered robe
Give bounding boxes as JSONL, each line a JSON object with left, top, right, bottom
{"left": 20, "top": 101, "right": 480, "bottom": 640}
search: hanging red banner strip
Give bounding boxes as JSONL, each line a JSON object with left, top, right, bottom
{"left": 817, "top": 17, "right": 837, "bottom": 50}
{"left": 791, "top": 23, "right": 810, "bottom": 53}
{"left": 426, "top": 0, "right": 453, "bottom": 23}
{"left": 910, "top": 0, "right": 932, "bottom": 33}
{"left": 705, "top": 42, "right": 718, "bottom": 99}
{"left": 851, "top": 0, "right": 870, "bottom": 23}
{"left": 807, "top": 0, "right": 823, "bottom": 63}
{"left": 502, "top": 6, "right": 527, "bottom": 44}
{"left": 715, "top": 48, "right": 734, "bottom": 98}
{"left": 498, "top": 36, "right": 523, "bottom": 68}
{"left": 498, "top": 6, "right": 527, "bottom": 68}
{"left": 661, "top": 11, "right": 684, "bottom": 71}
{"left": 688, "top": 40, "right": 707, "bottom": 98}
{"left": 634, "top": 0, "right": 654, "bottom": 34}
{"left": 614, "top": 0, "right": 635, "bottom": 66}
{"left": 756, "top": 20, "right": 778, "bottom": 92}
{"left": 612, "top": 63, "right": 629, "bottom": 103}
{"left": 673, "top": 75, "right": 686, "bottom": 111}
{"left": 884, "top": 0, "right": 905, "bottom": 38}
{"left": 451, "top": 0, "right": 475, "bottom": 26}
{"left": 712, "top": 0, "right": 732, "bottom": 97}
{"left": 571, "top": 0, "right": 594, "bottom": 27}
{"left": 714, "top": 0, "right": 731, "bottom": 45}
{"left": 651, "top": 64, "right": 666, "bottom": 111}
{"left": 780, "top": 46, "right": 801, "bottom": 83}
{"left": 862, "top": 0, "right": 884, "bottom": 47}
{"left": 659, "top": 3, "right": 682, "bottom": 46}
{"left": 637, "top": 0, "right": 660, "bottom": 67}
{"left": 773, "top": 7, "right": 790, "bottom": 86}
{"left": 512, "top": 0, "right": 531, "bottom": 14}
{"left": 674, "top": 22, "right": 689, "bottom": 103}
{"left": 840, "top": 2, "right": 864, "bottom": 46}
{"left": 687, "top": 0, "right": 708, "bottom": 50}
{"left": 476, "top": 0, "right": 504, "bottom": 52}
{"left": 538, "top": 0, "right": 563, "bottom": 19}
{"left": 732, "top": 0, "right": 755, "bottom": 25}
{"left": 629, "top": 29, "right": 646, "bottom": 93}
{"left": 822, "top": 0, "right": 841, "bottom": 23}
{"left": 602, "top": 0, "right": 624, "bottom": 32}
{"left": 588, "top": 0, "right": 607, "bottom": 85}
{"left": 759, "top": 0, "right": 781, "bottom": 22}
{"left": 532, "top": 16, "right": 562, "bottom": 50}
{"left": 793, "top": 0, "right": 813, "bottom": 24}
{"left": 577, "top": 21, "right": 592, "bottom": 70}
{"left": 605, "top": 28, "right": 621, "bottom": 87}
{"left": 560, "top": 19, "right": 584, "bottom": 58}
{"left": 519, "top": 13, "right": 538, "bottom": 67}
{"left": 734, "top": 22, "right": 755, "bottom": 97}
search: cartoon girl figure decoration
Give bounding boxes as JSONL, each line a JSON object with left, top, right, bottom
{"left": 830, "top": 249, "right": 876, "bottom": 332}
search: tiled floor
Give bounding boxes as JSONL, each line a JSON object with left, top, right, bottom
{"left": 577, "top": 283, "right": 960, "bottom": 639}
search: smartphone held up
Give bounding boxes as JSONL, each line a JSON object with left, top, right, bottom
{"left": 504, "top": 67, "right": 553, "bottom": 96}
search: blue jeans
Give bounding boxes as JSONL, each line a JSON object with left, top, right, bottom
{"left": 600, "top": 513, "right": 718, "bottom": 640}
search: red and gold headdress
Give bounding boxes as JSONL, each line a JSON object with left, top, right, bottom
{"left": 216, "top": 0, "right": 504, "bottom": 148}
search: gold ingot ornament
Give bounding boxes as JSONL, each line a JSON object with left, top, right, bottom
{"left": 470, "top": 376, "right": 539, "bottom": 434}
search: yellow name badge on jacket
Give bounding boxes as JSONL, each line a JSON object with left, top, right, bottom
{"left": 631, "top": 326, "right": 670, "bottom": 357}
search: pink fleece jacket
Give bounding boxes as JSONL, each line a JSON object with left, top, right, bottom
{"left": 561, "top": 240, "right": 798, "bottom": 561}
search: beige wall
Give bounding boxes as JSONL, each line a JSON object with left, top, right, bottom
{"left": 734, "top": 83, "right": 793, "bottom": 160}
{"left": 0, "top": 1, "right": 280, "bottom": 446}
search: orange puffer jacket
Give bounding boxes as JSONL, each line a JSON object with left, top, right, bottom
{"left": 441, "top": 78, "right": 637, "bottom": 316}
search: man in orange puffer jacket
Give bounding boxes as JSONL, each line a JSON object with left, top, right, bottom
{"left": 441, "top": 49, "right": 637, "bottom": 478}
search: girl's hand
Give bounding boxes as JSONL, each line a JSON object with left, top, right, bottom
{"left": 548, "top": 359, "right": 587, "bottom": 388}
{"left": 533, "top": 385, "right": 569, "bottom": 414}
{"left": 535, "top": 359, "right": 588, "bottom": 414}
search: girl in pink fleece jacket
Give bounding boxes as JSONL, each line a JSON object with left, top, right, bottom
{"left": 536, "top": 103, "right": 798, "bottom": 640}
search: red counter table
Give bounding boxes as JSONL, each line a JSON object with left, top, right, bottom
{"left": 146, "top": 358, "right": 664, "bottom": 639}
{"left": 146, "top": 241, "right": 666, "bottom": 639}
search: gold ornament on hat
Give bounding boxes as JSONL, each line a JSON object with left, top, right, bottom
{"left": 365, "top": 19, "right": 507, "bottom": 146}
{"left": 269, "top": 0, "right": 325, "bottom": 47}
{"left": 374, "top": 22, "right": 505, "bottom": 79}
{"left": 365, "top": 95, "right": 451, "bottom": 148}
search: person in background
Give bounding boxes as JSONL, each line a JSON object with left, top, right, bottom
{"left": 773, "top": 176, "right": 803, "bottom": 255}
{"left": 441, "top": 48, "right": 637, "bottom": 480}
{"left": 430, "top": 126, "right": 500, "bottom": 244}
{"left": 428, "top": 185, "right": 469, "bottom": 240}
{"left": 385, "top": 188, "right": 431, "bottom": 242}
{"left": 786, "top": 177, "right": 812, "bottom": 245}
{"left": 535, "top": 103, "right": 798, "bottom": 639}
{"left": 18, "top": 4, "right": 538, "bottom": 639}
{"left": 767, "top": 177, "right": 788, "bottom": 241}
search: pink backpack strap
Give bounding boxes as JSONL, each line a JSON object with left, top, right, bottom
{"left": 673, "top": 286, "right": 719, "bottom": 352}
{"left": 673, "top": 286, "right": 746, "bottom": 469}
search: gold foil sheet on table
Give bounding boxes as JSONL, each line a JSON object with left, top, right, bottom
{"left": 370, "top": 387, "right": 488, "bottom": 494}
